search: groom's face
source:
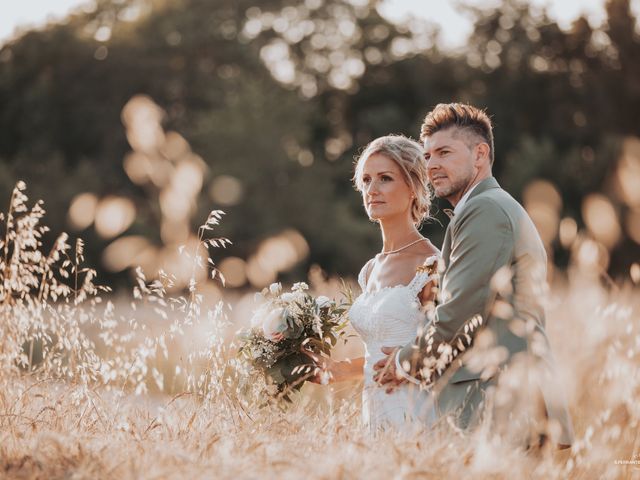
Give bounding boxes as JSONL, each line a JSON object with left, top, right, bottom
{"left": 423, "top": 127, "right": 477, "bottom": 205}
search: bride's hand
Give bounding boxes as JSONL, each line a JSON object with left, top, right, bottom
{"left": 373, "top": 346, "right": 406, "bottom": 393}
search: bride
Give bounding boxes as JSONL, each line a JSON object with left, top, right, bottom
{"left": 308, "top": 134, "right": 440, "bottom": 433}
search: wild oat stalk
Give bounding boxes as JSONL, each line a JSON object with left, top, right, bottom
{"left": 1, "top": 182, "right": 639, "bottom": 479}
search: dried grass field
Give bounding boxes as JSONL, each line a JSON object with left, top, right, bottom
{"left": 1, "top": 184, "right": 639, "bottom": 480}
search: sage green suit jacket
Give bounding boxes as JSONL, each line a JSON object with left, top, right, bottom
{"left": 398, "top": 177, "right": 574, "bottom": 446}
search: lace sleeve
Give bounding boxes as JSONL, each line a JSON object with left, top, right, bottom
{"left": 408, "top": 254, "right": 440, "bottom": 297}
{"left": 357, "top": 259, "right": 375, "bottom": 292}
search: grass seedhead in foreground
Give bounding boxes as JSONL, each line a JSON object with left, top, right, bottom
{"left": 0, "top": 183, "right": 639, "bottom": 479}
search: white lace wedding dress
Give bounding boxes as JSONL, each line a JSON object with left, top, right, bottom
{"left": 349, "top": 257, "right": 438, "bottom": 434}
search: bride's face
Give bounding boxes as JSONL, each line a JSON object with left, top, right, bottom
{"left": 360, "top": 153, "right": 414, "bottom": 223}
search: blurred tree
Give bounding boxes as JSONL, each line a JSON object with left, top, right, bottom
{"left": 0, "top": 0, "right": 639, "bottom": 288}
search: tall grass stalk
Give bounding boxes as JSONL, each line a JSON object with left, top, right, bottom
{"left": 0, "top": 183, "right": 638, "bottom": 479}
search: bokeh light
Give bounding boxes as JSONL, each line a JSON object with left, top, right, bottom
{"left": 572, "top": 236, "right": 610, "bottom": 272}
{"left": 558, "top": 217, "right": 578, "bottom": 249}
{"left": 581, "top": 193, "right": 621, "bottom": 249}
{"left": 161, "top": 236, "right": 207, "bottom": 287}
{"left": 246, "top": 229, "right": 310, "bottom": 288}
{"left": 625, "top": 208, "right": 640, "bottom": 245}
{"left": 209, "top": 175, "right": 244, "bottom": 206}
{"left": 68, "top": 192, "right": 98, "bottom": 230}
{"left": 523, "top": 179, "right": 562, "bottom": 246}
{"left": 631, "top": 263, "right": 640, "bottom": 283}
{"left": 102, "top": 235, "right": 150, "bottom": 272}
{"left": 614, "top": 137, "right": 640, "bottom": 207}
{"left": 123, "top": 152, "right": 154, "bottom": 186}
{"left": 94, "top": 196, "right": 136, "bottom": 239}
{"left": 218, "top": 256, "right": 248, "bottom": 288}
{"left": 121, "top": 95, "right": 165, "bottom": 154}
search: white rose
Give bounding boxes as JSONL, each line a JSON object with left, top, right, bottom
{"left": 269, "top": 283, "right": 282, "bottom": 295}
{"left": 291, "top": 282, "right": 309, "bottom": 292}
{"left": 250, "top": 305, "right": 268, "bottom": 328}
{"left": 315, "top": 295, "right": 332, "bottom": 308}
{"left": 262, "top": 307, "right": 288, "bottom": 340}
{"left": 281, "top": 291, "right": 306, "bottom": 304}
{"left": 280, "top": 292, "right": 296, "bottom": 303}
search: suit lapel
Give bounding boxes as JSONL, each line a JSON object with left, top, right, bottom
{"left": 466, "top": 176, "right": 500, "bottom": 202}
{"left": 440, "top": 177, "right": 500, "bottom": 268}
{"left": 441, "top": 223, "right": 452, "bottom": 266}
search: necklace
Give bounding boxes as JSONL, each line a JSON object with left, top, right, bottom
{"left": 379, "top": 237, "right": 426, "bottom": 256}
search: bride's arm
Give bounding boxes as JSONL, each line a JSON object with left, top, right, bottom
{"left": 329, "top": 357, "right": 365, "bottom": 382}
{"left": 303, "top": 351, "right": 365, "bottom": 383}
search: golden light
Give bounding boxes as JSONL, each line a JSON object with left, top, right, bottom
{"left": 102, "top": 236, "right": 150, "bottom": 272}
{"left": 123, "top": 152, "right": 154, "bottom": 185}
{"left": 573, "top": 237, "right": 609, "bottom": 272}
{"left": 260, "top": 40, "right": 296, "bottom": 84}
{"left": 324, "top": 134, "right": 352, "bottom": 161}
{"left": 121, "top": 95, "right": 165, "bottom": 153}
{"left": 160, "top": 218, "right": 190, "bottom": 245}
{"left": 490, "top": 266, "right": 513, "bottom": 296}
{"left": 159, "top": 155, "right": 205, "bottom": 224}
{"left": 523, "top": 180, "right": 562, "bottom": 245}
{"left": 297, "top": 150, "right": 314, "bottom": 167}
{"left": 257, "top": 229, "right": 310, "bottom": 273}
{"left": 161, "top": 131, "right": 191, "bottom": 161}
{"left": 257, "top": 237, "right": 298, "bottom": 273}
{"left": 581, "top": 193, "right": 621, "bottom": 249}
{"left": 559, "top": 217, "right": 578, "bottom": 249}
{"left": 245, "top": 229, "right": 310, "bottom": 288}
{"left": 218, "top": 257, "right": 247, "bottom": 288}
{"left": 626, "top": 208, "right": 640, "bottom": 244}
{"left": 94, "top": 196, "right": 136, "bottom": 239}
{"left": 246, "top": 256, "right": 277, "bottom": 288}
{"left": 209, "top": 175, "right": 244, "bottom": 206}
{"left": 195, "top": 281, "right": 223, "bottom": 309}
{"left": 614, "top": 137, "right": 640, "bottom": 207}
{"left": 133, "top": 244, "right": 162, "bottom": 277}
{"left": 523, "top": 179, "right": 562, "bottom": 212}
{"left": 68, "top": 192, "right": 98, "bottom": 230}
{"left": 631, "top": 263, "right": 640, "bottom": 284}
{"left": 161, "top": 236, "right": 207, "bottom": 289}
{"left": 281, "top": 229, "right": 309, "bottom": 259}
{"left": 525, "top": 204, "right": 558, "bottom": 245}
{"left": 172, "top": 156, "right": 204, "bottom": 196}
{"left": 160, "top": 189, "right": 191, "bottom": 223}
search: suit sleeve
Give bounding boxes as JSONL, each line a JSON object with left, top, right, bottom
{"left": 397, "top": 197, "right": 514, "bottom": 382}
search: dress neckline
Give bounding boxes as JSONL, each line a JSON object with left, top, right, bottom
{"left": 358, "top": 254, "right": 439, "bottom": 296}
{"left": 362, "top": 267, "right": 426, "bottom": 296}
{"left": 362, "top": 282, "right": 413, "bottom": 296}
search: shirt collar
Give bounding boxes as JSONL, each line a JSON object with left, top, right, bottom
{"left": 453, "top": 182, "right": 481, "bottom": 216}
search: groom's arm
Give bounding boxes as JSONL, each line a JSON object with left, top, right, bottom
{"left": 397, "top": 197, "right": 514, "bottom": 384}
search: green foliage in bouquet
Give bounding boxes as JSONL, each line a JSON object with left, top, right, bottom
{"left": 238, "top": 282, "right": 351, "bottom": 402}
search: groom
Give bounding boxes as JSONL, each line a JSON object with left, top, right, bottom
{"left": 374, "top": 103, "right": 574, "bottom": 448}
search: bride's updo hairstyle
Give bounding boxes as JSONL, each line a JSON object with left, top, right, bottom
{"left": 353, "top": 134, "right": 431, "bottom": 227}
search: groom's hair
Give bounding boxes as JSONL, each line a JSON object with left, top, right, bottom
{"left": 420, "top": 103, "right": 495, "bottom": 165}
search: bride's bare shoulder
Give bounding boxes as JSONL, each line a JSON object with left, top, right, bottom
{"left": 358, "top": 257, "right": 377, "bottom": 281}
{"left": 408, "top": 239, "right": 440, "bottom": 261}
{"left": 422, "top": 240, "right": 440, "bottom": 258}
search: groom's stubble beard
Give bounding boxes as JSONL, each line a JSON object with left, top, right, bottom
{"left": 433, "top": 166, "right": 475, "bottom": 201}
{"left": 434, "top": 177, "right": 467, "bottom": 199}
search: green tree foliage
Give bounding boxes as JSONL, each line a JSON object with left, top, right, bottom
{"left": 0, "top": 0, "right": 639, "bottom": 287}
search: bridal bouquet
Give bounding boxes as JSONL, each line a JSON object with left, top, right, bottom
{"left": 237, "top": 281, "right": 350, "bottom": 401}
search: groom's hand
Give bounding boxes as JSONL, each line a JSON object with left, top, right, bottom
{"left": 373, "top": 346, "right": 406, "bottom": 393}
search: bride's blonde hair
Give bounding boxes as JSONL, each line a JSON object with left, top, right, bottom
{"left": 353, "top": 134, "right": 431, "bottom": 227}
